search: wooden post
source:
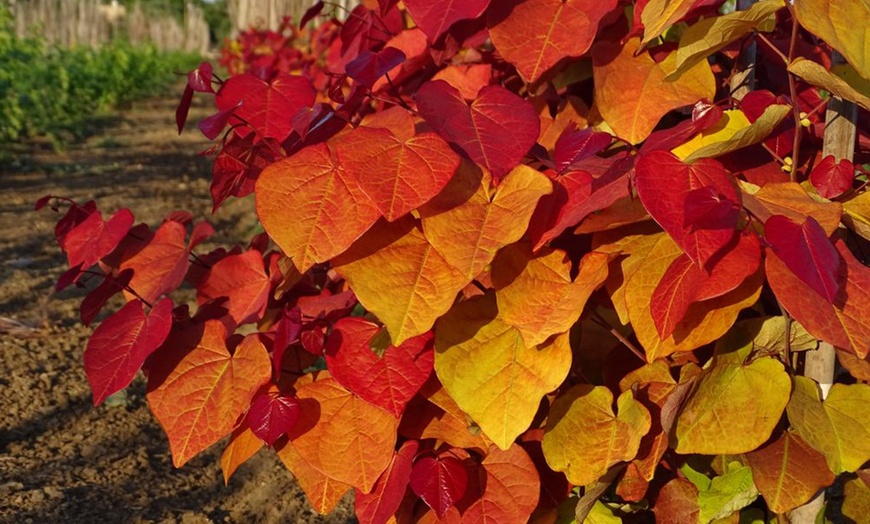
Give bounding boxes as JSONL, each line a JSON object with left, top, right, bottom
{"left": 787, "top": 52, "right": 857, "bottom": 524}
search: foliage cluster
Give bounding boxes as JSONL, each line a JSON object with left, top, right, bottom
{"left": 41, "top": 0, "right": 870, "bottom": 522}
{"left": 0, "top": 7, "right": 200, "bottom": 143}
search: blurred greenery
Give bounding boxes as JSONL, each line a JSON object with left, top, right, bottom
{"left": 0, "top": 5, "right": 202, "bottom": 145}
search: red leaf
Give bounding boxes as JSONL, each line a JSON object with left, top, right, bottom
{"left": 335, "top": 126, "right": 460, "bottom": 221}
{"left": 765, "top": 215, "right": 841, "bottom": 303}
{"left": 346, "top": 47, "right": 406, "bottom": 87}
{"left": 35, "top": 195, "right": 51, "bottom": 211}
{"left": 300, "top": 1, "right": 324, "bottom": 28}
{"left": 553, "top": 125, "right": 612, "bottom": 174}
{"left": 416, "top": 80, "right": 539, "bottom": 182}
{"left": 197, "top": 250, "right": 271, "bottom": 328}
{"left": 297, "top": 290, "right": 357, "bottom": 320}
{"left": 176, "top": 85, "right": 194, "bottom": 134}
{"left": 246, "top": 390, "right": 301, "bottom": 446}
{"left": 325, "top": 317, "right": 434, "bottom": 417}
{"left": 187, "top": 62, "right": 214, "bottom": 93}
{"left": 635, "top": 150, "right": 738, "bottom": 268}
{"left": 404, "top": 0, "right": 490, "bottom": 43}
{"left": 80, "top": 269, "right": 133, "bottom": 326}
{"left": 216, "top": 74, "right": 316, "bottom": 142}
{"left": 199, "top": 102, "right": 241, "bottom": 140}
{"left": 809, "top": 155, "right": 854, "bottom": 199}
{"left": 741, "top": 90, "right": 795, "bottom": 158}
{"left": 55, "top": 200, "right": 96, "bottom": 248}
{"left": 683, "top": 185, "right": 740, "bottom": 231}
{"left": 84, "top": 298, "right": 173, "bottom": 406}
{"left": 64, "top": 208, "right": 134, "bottom": 269}
{"left": 410, "top": 454, "right": 469, "bottom": 517}
{"left": 355, "top": 440, "right": 419, "bottom": 524}
{"left": 272, "top": 306, "right": 302, "bottom": 378}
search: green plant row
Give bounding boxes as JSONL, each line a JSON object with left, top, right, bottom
{"left": 0, "top": 8, "right": 200, "bottom": 144}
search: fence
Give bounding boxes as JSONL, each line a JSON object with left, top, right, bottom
{"left": 227, "top": 0, "right": 351, "bottom": 35}
{"left": 7, "top": 0, "right": 210, "bottom": 54}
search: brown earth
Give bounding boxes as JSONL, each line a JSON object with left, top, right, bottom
{"left": 0, "top": 96, "right": 354, "bottom": 523}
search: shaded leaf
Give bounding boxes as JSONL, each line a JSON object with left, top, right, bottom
{"left": 64, "top": 208, "right": 134, "bottom": 269}
{"left": 346, "top": 47, "right": 406, "bottom": 87}
{"left": 119, "top": 220, "right": 189, "bottom": 304}
{"left": 653, "top": 478, "right": 701, "bottom": 524}
{"left": 461, "top": 444, "right": 540, "bottom": 523}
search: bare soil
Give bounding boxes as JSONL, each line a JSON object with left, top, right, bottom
{"left": 0, "top": 96, "right": 354, "bottom": 523}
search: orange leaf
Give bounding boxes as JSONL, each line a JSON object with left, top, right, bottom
{"left": 335, "top": 126, "right": 460, "bottom": 221}
{"left": 745, "top": 432, "right": 835, "bottom": 513}
{"left": 119, "top": 220, "right": 188, "bottom": 304}
{"left": 434, "top": 294, "right": 572, "bottom": 450}
{"left": 333, "top": 217, "right": 467, "bottom": 346}
{"left": 256, "top": 143, "right": 380, "bottom": 272}
{"left": 460, "top": 444, "right": 541, "bottom": 523}
{"left": 766, "top": 240, "right": 870, "bottom": 358}
{"left": 487, "top": 0, "right": 618, "bottom": 84}
{"left": 653, "top": 478, "right": 701, "bottom": 523}
{"left": 592, "top": 37, "right": 714, "bottom": 144}
{"left": 146, "top": 323, "right": 272, "bottom": 467}
{"left": 625, "top": 233, "right": 763, "bottom": 361}
{"left": 493, "top": 244, "right": 610, "bottom": 347}
{"left": 276, "top": 437, "right": 351, "bottom": 514}
{"left": 420, "top": 162, "right": 552, "bottom": 281}
{"left": 287, "top": 373, "right": 398, "bottom": 492}
{"left": 196, "top": 249, "right": 270, "bottom": 328}
{"left": 740, "top": 180, "right": 843, "bottom": 235}
{"left": 221, "top": 420, "right": 264, "bottom": 485}
{"left": 398, "top": 383, "right": 493, "bottom": 452}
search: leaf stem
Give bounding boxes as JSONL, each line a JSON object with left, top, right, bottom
{"left": 590, "top": 310, "right": 646, "bottom": 363}
{"left": 786, "top": 10, "right": 803, "bottom": 182}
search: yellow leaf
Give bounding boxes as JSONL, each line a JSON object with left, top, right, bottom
{"left": 593, "top": 226, "right": 663, "bottom": 325}
{"left": 593, "top": 37, "right": 715, "bottom": 144}
{"left": 670, "top": 0, "right": 784, "bottom": 78}
{"left": 625, "top": 233, "right": 763, "bottom": 361}
{"left": 843, "top": 473, "right": 870, "bottom": 522}
{"left": 543, "top": 385, "right": 651, "bottom": 486}
{"left": 793, "top": 0, "right": 870, "bottom": 80}
{"left": 493, "top": 244, "right": 610, "bottom": 347}
{"left": 420, "top": 161, "right": 552, "bottom": 281}
{"left": 739, "top": 180, "right": 844, "bottom": 235}
{"left": 434, "top": 294, "right": 572, "bottom": 450}
{"left": 788, "top": 376, "right": 870, "bottom": 474}
{"left": 641, "top": 0, "right": 699, "bottom": 45}
{"left": 843, "top": 190, "right": 870, "bottom": 241}
{"left": 673, "top": 344, "right": 790, "bottom": 454}
{"left": 788, "top": 58, "right": 870, "bottom": 111}
{"left": 671, "top": 105, "right": 790, "bottom": 162}
{"left": 333, "top": 217, "right": 467, "bottom": 345}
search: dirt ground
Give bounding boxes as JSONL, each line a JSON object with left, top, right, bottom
{"left": 0, "top": 96, "right": 354, "bottom": 523}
